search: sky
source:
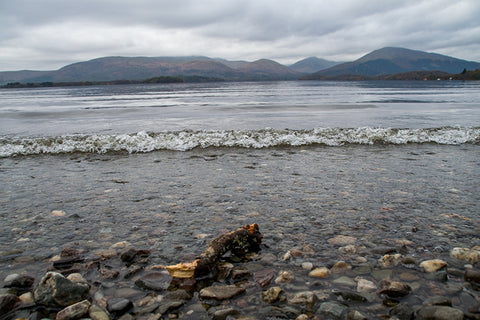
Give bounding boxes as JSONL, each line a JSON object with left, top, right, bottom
{"left": 1, "top": 0, "right": 479, "bottom": 71}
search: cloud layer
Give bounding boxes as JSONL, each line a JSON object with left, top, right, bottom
{"left": 1, "top": 0, "right": 479, "bottom": 70}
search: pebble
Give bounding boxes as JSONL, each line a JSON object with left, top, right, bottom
{"left": 378, "top": 279, "right": 411, "bottom": 298}
{"left": 199, "top": 284, "right": 246, "bottom": 301}
{"left": 331, "top": 260, "right": 351, "bottom": 273}
{"left": 328, "top": 235, "right": 357, "bottom": 245}
{"left": 261, "top": 287, "right": 285, "bottom": 304}
{"left": 356, "top": 278, "right": 377, "bottom": 293}
{"left": 416, "top": 305, "right": 464, "bottom": 320}
{"left": 89, "top": 305, "right": 111, "bottom": 320}
{"left": 308, "top": 267, "right": 330, "bottom": 278}
{"left": 301, "top": 262, "right": 313, "bottom": 270}
{"left": 275, "top": 270, "right": 294, "bottom": 283}
{"left": 420, "top": 259, "right": 447, "bottom": 272}
{"left": 378, "top": 253, "right": 403, "bottom": 267}
{"left": 56, "top": 300, "right": 91, "bottom": 320}
{"left": 106, "top": 298, "right": 133, "bottom": 316}
{"left": 332, "top": 276, "right": 356, "bottom": 287}
{"left": 317, "top": 301, "right": 348, "bottom": 318}
{"left": 450, "top": 247, "right": 480, "bottom": 263}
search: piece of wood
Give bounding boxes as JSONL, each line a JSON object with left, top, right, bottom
{"left": 166, "top": 224, "right": 263, "bottom": 278}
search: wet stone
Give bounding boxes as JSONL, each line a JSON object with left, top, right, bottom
{"left": 0, "top": 293, "right": 19, "bottom": 315}
{"left": 3, "top": 273, "right": 35, "bottom": 291}
{"left": 34, "top": 272, "right": 90, "bottom": 307}
{"left": 378, "top": 279, "right": 411, "bottom": 298}
{"left": 107, "top": 297, "right": 133, "bottom": 316}
{"left": 356, "top": 278, "right": 377, "bottom": 293}
{"left": 332, "top": 290, "right": 368, "bottom": 303}
{"left": 288, "top": 291, "right": 318, "bottom": 309}
{"left": 135, "top": 272, "right": 171, "bottom": 291}
{"left": 317, "top": 301, "right": 348, "bottom": 318}
{"left": 56, "top": 299, "right": 91, "bottom": 320}
{"left": 309, "top": 267, "right": 330, "bottom": 278}
{"left": 416, "top": 305, "right": 464, "bottom": 320}
{"left": 465, "top": 268, "right": 480, "bottom": 285}
{"left": 199, "top": 284, "right": 245, "bottom": 301}
{"left": 346, "top": 309, "right": 368, "bottom": 320}
{"left": 389, "top": 302, "right": 414, "bottom": 320}
{"left": 210, "top": 306, "right": 241, "bottom": 320}
{"left": 231, "top": 267, "right": 252, "bottom": 281}
{"left": 332, "top": 276, "right": 356, "bottom": 287}
{"left": 423, "top": 296, "right": 452, "bottom": 307}
{"left": 450, "top": 247, "right": 480, "bottom": 263}
{"left": 420, "top": 259, "right": 447, "bottom": 272}
{"left": 328, "top": 235, "right": 357, "bottom": 245}
{"left": 261, "top": 286, "right": 285, "bottom": 304}
{"left": 89, "top": 304, "right": 111, "bottom": 320}
{"left": 253, "top": 268, "right": 275, "bottom": 287}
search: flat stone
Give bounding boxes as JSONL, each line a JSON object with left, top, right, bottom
{"left": 107, "top": 298, "right": 133, "bottom": 316}
{"left": 331, "top": 261, "right": 351, "bottom": 273}
{"left": 356, "top": 278, "right": 377, "bottom": 293}
{"left": 56, "top": 300, "right": 91, "bottom": 320}
{"left": 199, "top": 285, "right": 245, "bottom": 301}
{"left": 211, "top": 307, "right": 241, "bottom": 320}
{"left": 390, "top": 302, "right": 414, "bottom": 320}
{"left": 134, "top": 272, "right": 171, "bottom": 291}
{"left": 332, "top": 276, "right": 356, "bottom": 287}
{"left": 416, "top": 305, "right": 464, "bottom": 320}
{"left": 89, "top": 304, "right": 111, "bottom": 320}
{"left": 450, "top": 247, "right": 480, "bottom": 263}
{"left": 288, "top": 291, "right": 317, "bottom": 309}
{"left": 328, "top": 235, "right": 357, "bottom": 245}
{"left": 423, "top": 296, "right": 452, "bottom": 307}
{"left": 254, "top": 268, "right": 275, "bottom": 287}
{"left": 465, "top": 268, "right": 480, "bottom": 285}
{"left": 332, "top": 290, "right": 367, "bottom": 302}
{"left": 3, "top": 273, "right": 35, "bottom": 289}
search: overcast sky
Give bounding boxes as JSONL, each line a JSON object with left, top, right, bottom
{"left": 1, "top": 0, "right": 479, "bottom": 71}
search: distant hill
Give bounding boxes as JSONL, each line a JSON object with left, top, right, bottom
{"left": 0, "top": 56, "right": 301, "bottom": 84}
{"left": 289, "top": 57, "right": 340, "bottom": 73}
{"left": 303, "top": 47, "right": 480, "bottom": 79}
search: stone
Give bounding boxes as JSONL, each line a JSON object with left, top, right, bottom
{"left": 89, "top": 305, "right": 111, "bottom": 320}
{"left": 389, "top": 302, "right": 414, "bottom": 320}
{"left": 51, "top": 210, "right": 66, "bottom": 217}
{"left": 332, "top": 290, "right": 367, "bottom": 302}
{"left": 56, "top": 300, "right": 91, "bottom": 320}
{"left": 328, "top": 235, "right": 357, "bottom": 245}
{"left": 199, "top": 285, "right": 245, "bottom": 301}
{"left": 66, "top": 273, "right": 88, "bottom": 284}
{"left": 378, "top": 254, "right": 403, "bottom": 267}
{"left": 465, "top": 268, "right": 480, "bottom": 285}
{"left": 416, "top": 305, "right": 464, "bottom": 320}
{"left": 309, "top": 267, "right": 331, "bottom": 278}
{"left": 378, "top": 279, "right": 411, "bottom": 298}
{"left": 231, "top": 267, "right": 252, "bottom": 281}
{"left": 420, "top": 259, "right": 447, "bottom": 272}
{"left": 3, "top": 273, "right": 35, "bottom": 290}
{"left": 156, "top": 300, "right": 185, "bottom": 315}
{"left": 288, "top": 291, "right": 318, "bottom": 309}
{"left": 338, "top": 244, "right": 356, "bottom": 254}
{"left": 275, "top": 270, "right": 294, "bottom": 283}
{"left": 254, "top": 268, "right": 275, "bottom": 287}
{"left": 301, "top": 262, "right": 313, "bottom": 270}
{"left": 332, "top": 276, "right": 356, "bottom": 287}
{"left": 331, "top": 261, "right": 351, "bottom": 273}
{"left": 211, "top": 307, "right": 241, "bottom": 320}
{"left": 18, "top": 292, "right": 35, "bottom": 305}
{"left": 450, "top": 247, "right": 480, "bottom": 263}
{"left": 0, "top": 293, "right": 19, "bottom": 315}
{"left": 423, "top": 296, "right": 452, "bottom": 306}
{"left": 317, "top": 301, "right": 348, "bottom": 318}
{"left": 346, "top": 310, "right": 368, "bottom": 320}
{"left": 356, "top": 278, "right": 377, "bottom": 293}
{"left": 135, "top": 272, "right": 171, "bottom": 291}
{"left": 34, "top": 272, "right": 90, "bottom": 307}
{"left": 107, "top": 298, "right": 133, "bottom": 316}
{"left": 261, "top": 286, "right": 285, "bottom": 304}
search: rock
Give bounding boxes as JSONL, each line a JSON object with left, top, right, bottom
{"left": 231, "top": 267, "right": 252, "bottom": 281}
{"left": 450, "top": 247, "right": 480, "bottom": 263}
{"left": 3, "top": 273, "right": 35, "bottom": 291}
{"left": 296, "top": 315, "right": 309, "bottom": 320}
{"left": 423, "top": 296, "right": 452, "bottom": 306}
{"left": 51, "top": 210, "right": 66, "bottom": 217}
{"left": 389, "top": 302, "right": 414, "bottom": 320}
{"left": 401, "top": 255, "right": 418, "bottom": 266}
{"left": 66, "top": 273, "right": 88, "bottom": 284}
{"left": 465, "top": 268, "right": 480, "bottom": 285}
{"left": 328, "top": 235, "right": 357, "bottom": 245}
{"left": 120, "top": 248, "right": 138, "bottom": 263}
{"left": 0, "top": 293, "right": 19, "bottom": 315}
{"left": 254, "top": 268, "right": 275, "bottom": 287}
{"left": 261, "top": 286, "right": 285, "bottom": 304}
{"left": 356, "top": 278, "right": 377, "bottom": 293}
{"left": 211, "top": 306, "right": 241, "bottom": 320}
{"left": 338, "top": 244, "right": 356, "bottom": 254}
{"left": 332, "top": 290, "right": 367, "bottom": 302}
{"left": 378, "top": 254, "right": 403, "bottom": 267}
{"left": 378, "top": 279, "right": 411, "bottom": 298}
{"left": 199, "top": 285, "right": 245, "bottom": 301}
{"left": 317, "top": 301, "right": 348, "bottom": 318}
{"left": 107, "top": 298, "right": 133, "bottom": 316}
{"left": 309, "top": 267, "right": 331, "bottom": 278}
{"left": 371, "top": 246, "right": 397, "bottom": 255}
{"left": 331, "top": 261, "right": 351, "bottom": 273}
{"left": 275, "top": 270, "right": 294, "bottom": 283}
{"left": 346, "top": 309, "right": 368, "bottom": 320}
{"left": 56, "top": 300, "right": 91, "bottom": 320}
{"left": 288, "top": 291, "right": 318, "bottom": 309}
{"left": 134, "top": 272, "right": 171, "bottom": 291}
{"left": 34, "top": 272, "right": 90, "bottom": 307}
{"left": 301, "top": 262, "right": 313, "bottom": 270}
{"left": 332, "top": 276, "right": 356, "bottom": 287}
{"left": 98, "top": 266, "right": 120, "bottom": 279}
{"left": 18, "top": 292, "right": 35, "bottom": 305}
{"left": 416, "top": 305, "right": 464, "bottom": 320}
{"left": 89, "top": 305, "right": 111, "bottom": 320}
{"left": 420, "top": 259, "right": 447, "bottom": 272}
{"left": 156, "top": 300, "right": 185, "bottom": 315}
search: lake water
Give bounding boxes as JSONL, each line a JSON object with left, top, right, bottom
{"left": 0, "top": 80, "right": 479, "bottom": 319}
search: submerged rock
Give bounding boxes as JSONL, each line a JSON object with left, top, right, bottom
{"left": 450, "top": 247, "right": 480, "bottom": 263}
{"left": 261, "top": 286, "right": 285, "bottom": 304}
{"left": 199, "top": 285, "right": 245, "bottom": 301}
{"left": 378, "top": 279, "right": 411, "bottom": 298}
{"left": 420, "top": 259, "right": 447, "bottom": 272}
{"left": 34, "top": 272, "right": 90, "bottom": 307}
{"left": 328, "top": 235, "right": 357, "bottom": 245}
{"left": 416, "top": 305, "right": 463, "bottom": 320}
{"left": 56, "top": 300, "right": 91, "bottom": 320}
{"left": 309, "top": 267, "right": 331, "bottom": 278}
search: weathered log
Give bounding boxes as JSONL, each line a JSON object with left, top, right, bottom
{"left": 166, "top": 224, "right": 263, "bottom": 278}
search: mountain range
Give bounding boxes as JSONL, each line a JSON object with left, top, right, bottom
{"left": 1, "top": 47, "right": 479, "bottom": 85}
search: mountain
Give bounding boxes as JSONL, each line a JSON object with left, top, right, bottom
{"left": 303, "top": 47, "right": 480, "bottom": 78}
{"left": 0, "top": 56, "right": 300, "bottom": 84}
{"left": 289, "top": 57, "right": 340, "bottom": 73}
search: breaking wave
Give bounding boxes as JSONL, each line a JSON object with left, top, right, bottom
{"left": 1, "top": 126, "right": 479, "bottom": 157}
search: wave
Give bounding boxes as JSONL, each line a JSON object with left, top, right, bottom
{"left": 1, "top": 127, "right": 478, "bottom": 157}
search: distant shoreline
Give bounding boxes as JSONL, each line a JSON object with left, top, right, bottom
{"left": 2, "top": 69, "right": 479, "bottom": 89}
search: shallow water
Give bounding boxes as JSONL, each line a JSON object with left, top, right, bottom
{"left": 1, "top": 144, "right": 479, "bottom": 317}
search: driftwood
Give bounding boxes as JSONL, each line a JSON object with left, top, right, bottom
{"left": 166, "top": 224, "right": 263, "bottom": 278}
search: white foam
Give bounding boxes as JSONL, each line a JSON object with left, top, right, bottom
{"left": 1, "top": 126, "right": 478, "bottom": 157}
